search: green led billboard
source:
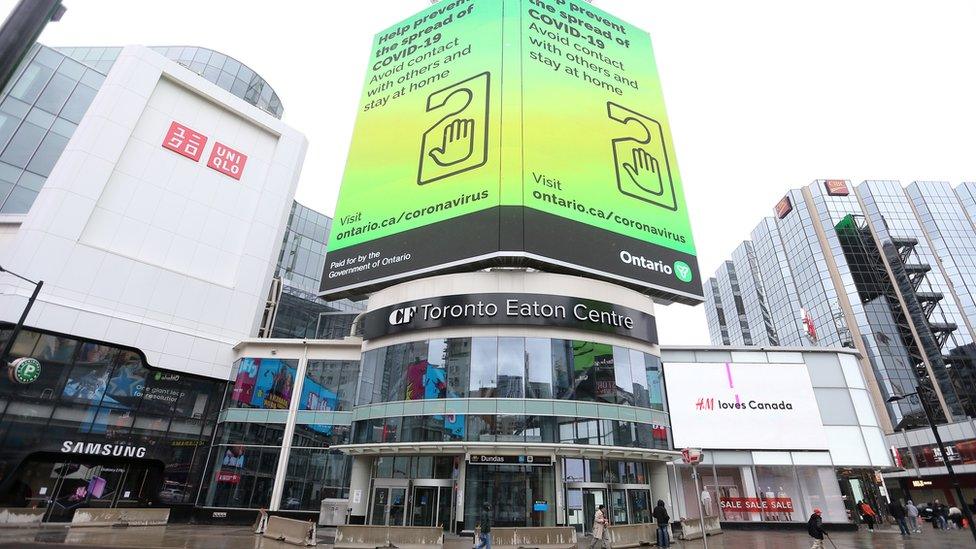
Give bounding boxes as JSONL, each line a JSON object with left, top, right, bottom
{"left": 322, "top": 0, "right": 702, "bottom": 304}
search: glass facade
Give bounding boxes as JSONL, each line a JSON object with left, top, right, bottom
{"left": 705, "top": 179, "right": 976, "bottom": 429}
{"left": 357, "top": 337, "right": 667, "bottom": 411}
{"left": 268, "top": 201, "right": 364, "bottom": 340}
{"left": 0, "top": 45, "right": 102, "bottom": 214}
{"left": 203, "top": 355, "right": 360, "bottom": 511}
{"left": 56, "top": 46, "right": 283, "bottom": 118}
{"left": 0, "top": 325, "right": 223, "bottom": 515}
{"left": 0, "top": 42, "right": 284, "bottom": 216}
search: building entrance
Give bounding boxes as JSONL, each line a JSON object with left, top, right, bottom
{"left": 566, "top": 484, "right": 652, "bottom": 533}
{"left": 3, "top": 454, "right": 163, "bottom": 522}
{"left": 370, "top": 482, "right": 408, "bottom": 526}
{"left": 410, "top": 481, "right": 453, "bottom": 529}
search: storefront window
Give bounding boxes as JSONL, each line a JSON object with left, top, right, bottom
{"left": 796, "top": 466, "right": 847, "bottom": 523}
{"left": 204, "top": 445, "right": 280, "bottom": 509}
{"left": 279, "top": 450, "right": 349, "bottom": 510}
{"left": 0, "top": 326, "right": 222, "bottom": 509}
{"left": 711, "top": 466, "right": 759, "bottom": 522}
{"left": 291, "top": 424, "right": 350, "bottom": 448}
{"left": 753, "top": 466, "right": 802, "bottom": 522}
{"left": 464, "top": 464, "right": 555, "bottom": 529}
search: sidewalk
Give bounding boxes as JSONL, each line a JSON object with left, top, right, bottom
{"left": 0, "top": 523, "right": 973, "bottom": 549}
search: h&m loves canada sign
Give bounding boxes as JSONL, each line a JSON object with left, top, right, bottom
{"left": 162, "top": 121, "right": 247, "bottom": 180}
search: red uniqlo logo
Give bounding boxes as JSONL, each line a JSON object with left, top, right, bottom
{"left": 207, "top": 142, "right": 247, "bottom": 181}
{"left": 162, "top": 121, "right": 207, "bottom": 161}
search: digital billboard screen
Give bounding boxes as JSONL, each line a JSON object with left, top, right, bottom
{"left": 323, "top": 0, "right": 701, "bottom": 304}
{"left": 664, "top": 362, "right": 828, "bottom": 451}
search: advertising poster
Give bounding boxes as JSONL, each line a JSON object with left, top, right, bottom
{"left": 250, "top": 359, "right": 296, "bottom": 410}
{"left": 323, "top": 0, "right": 701, "bottom": 304}
{"left": 572, "top": 341, "right": 616, "bottom": 401}
{"left": 664, "top": 362, "right": 829, "bottom": 450}
{"left": 231, "top": 359, "right": 258, "bottom": 405}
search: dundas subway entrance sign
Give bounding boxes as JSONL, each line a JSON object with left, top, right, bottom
{"left": 322, "top": 0, "right": 701, "bottom": 304}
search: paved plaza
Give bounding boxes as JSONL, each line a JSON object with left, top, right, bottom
{"left": 0, "top": 524, "right": 974, "bottom": 549}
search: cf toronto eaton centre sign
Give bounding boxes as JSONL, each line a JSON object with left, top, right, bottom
{"left": 362, "top": 293, "right": 657, "bottom": 344}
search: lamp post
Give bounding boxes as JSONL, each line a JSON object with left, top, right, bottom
{"left": 0, "top": 266, "right": 43, "bottom": 368}
{"left": 0, "top": 0, "right": 65, "bottom": 94}
{"left": 888, "top": 389, "right": 976, "bottom": 542}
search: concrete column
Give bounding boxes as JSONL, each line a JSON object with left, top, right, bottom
{"left": 348, "top": 455, "right": 373, "bottom": 523}
{"left": 269, "top": 345, "right": 309, "bottom": 512}
{"left": 650, "top": 462, "right": 673, "bottom": 511}
{"left": 554, "top": 458, "right": 565, "bottom": 525}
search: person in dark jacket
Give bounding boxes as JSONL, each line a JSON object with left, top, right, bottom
{"left": 807, "top": 508, "right": 827, "bottom": 549}
{"left": 475, "top": 503, "right": 492, "bottom": 549}
{"left": 653, "top": 500, "right": 670, "bottom": 548}
{"left": 888, "top": 499, "right": 909, "bottom": 536}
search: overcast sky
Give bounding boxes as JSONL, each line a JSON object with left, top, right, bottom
{"left": 4, "top": 0, "right": 976, "bottom": 345}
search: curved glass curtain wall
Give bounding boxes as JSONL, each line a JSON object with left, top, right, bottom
{"left": 56, "top": 46, "right": 284, "bottom": 118}
{"left": 358, "top": 337, "right": 667, "bottom": 410}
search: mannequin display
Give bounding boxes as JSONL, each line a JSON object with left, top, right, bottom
{"left": 765, "top": 487, "right": 777, "bottom": 521}
{"left": 778, "top": 486, "right": 792, "bottom": 521}
{"left": 701, "top": 489, "right": 713, "bottom": 516}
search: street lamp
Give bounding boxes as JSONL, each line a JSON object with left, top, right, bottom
{"left": 888, "top": 388, "right": 976, "bottom": 542}
{"left": 0, "top": 265, "right": 43, "bottom": 368}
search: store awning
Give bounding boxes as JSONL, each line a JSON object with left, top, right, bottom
{"left": 331, "top": 441, "right": 681, "bottom": 462}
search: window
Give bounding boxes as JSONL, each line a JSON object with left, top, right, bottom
{"left": 525, "top": 338, "right": 553, "bottom": 398}
{"left": 497, "top": 338, "right": 525, "bottom": 398}
{"left": 469, "top": 338, "right": 498, "bottom": 398}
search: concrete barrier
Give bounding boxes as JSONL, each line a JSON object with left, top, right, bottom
{"left": 606, "top": 523, "right": 655, "bottom": 548}
{"left": 677, "top": 516, "right": 721, "bottom": 541}
{"left": 70, "top": 507, "right": 169, "bottom": 527}
{"left": 334, "top": 525, "right": 443, "bottom": 549}
{"left": 262, "top": 515, "right": 317, "bottom": 546}
{"left": 491, "top": 526, "right": 578, "bottom": 549}
{"left": 0, "top": 508, "right": 45, "bottom": 526}
{"left": 703, "top": 516, "right": 722, "bottom": 536}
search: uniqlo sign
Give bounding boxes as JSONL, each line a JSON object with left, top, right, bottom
{"left": 162, "top": 121, "right": 247, "bottom": 181}
{"left": 207, "top": 142, "right": 247, "bottom": 181}
{"left": 162, "top": 121, "right": 207, "bottom": 162}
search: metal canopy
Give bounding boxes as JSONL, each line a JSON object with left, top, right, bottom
{"left": 331, "top": 441, "right": 680, "bottom": 462}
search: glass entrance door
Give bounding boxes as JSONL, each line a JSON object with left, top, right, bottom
{"left": 370, "top": 486, "right": 408, "bottom": 526}
{"left": 411, "top": 486, "right": 437, "bottom": 527}
{"left": 610, "top": 489, "right": 628, "bottom": 525}
{"left": 582, "top": 488, "right": 606, "bottom": 534}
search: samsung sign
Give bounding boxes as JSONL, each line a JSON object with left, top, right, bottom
{"left": 363, "top": 293, "right": 657, "bottom": 344}
{"left": 60, "top": 441, "right": 148, "bottom": 458}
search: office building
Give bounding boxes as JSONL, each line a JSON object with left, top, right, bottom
{"left": 705, "top": 179, "right": 976, "bottom": 504}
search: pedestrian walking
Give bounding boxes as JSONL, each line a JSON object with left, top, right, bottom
{"left": 589, "top": 504, "right": 609, "bottom": 549}
{"left": 858, "top": 500, "right": 876, "bottom": 531}
{"left": 807, "top": 508, "right": 828, "bottom": 549}
{"left": 888, "top": 499, "right": 909, "bottom": 536}
{"left": 905, "top": 500, "right": 920, "bottom": 533}
{"left": 475, "top": 503, "right": 492, "bottom": 549}
{"left": 653, "top": 500, "right": 671, "bottom": 548}
{"left": 933, "top": 499, "right": 948, "bottom": 530}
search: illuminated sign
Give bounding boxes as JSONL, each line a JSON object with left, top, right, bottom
{"left": 323, "top": 0, "right": 701, "bottom": 304}
{"left": 911, "top": 480, "right": 933, "bottom": 488}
